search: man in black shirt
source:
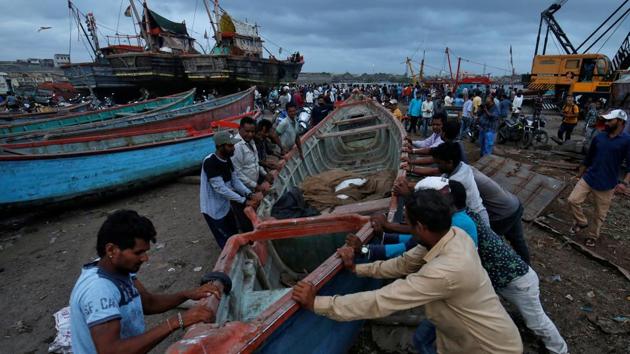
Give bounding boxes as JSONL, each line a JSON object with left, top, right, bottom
{"left": 200, "top": 131, "right": 262, "bottom": 248}
{"left": 311, "top": 96, "right": 334, "bottom": 127}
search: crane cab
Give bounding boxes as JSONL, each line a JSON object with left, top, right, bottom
{"left": 529, "top": 53, "right": 614, "bottom": 104}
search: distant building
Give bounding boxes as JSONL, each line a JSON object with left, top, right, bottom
{"left": 54, "top": 54, "right": 70, "bottom": 67}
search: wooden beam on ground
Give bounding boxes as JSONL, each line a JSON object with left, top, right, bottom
{"left": 317, "top": 123, "right": 388, "bottom": 139}
{"left": 533, "top": 218, "right": 630, "bottom": 282}
{"left": 332, "top": 115, "right": 378, "bottom": 126}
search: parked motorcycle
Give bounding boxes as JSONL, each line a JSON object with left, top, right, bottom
{"left": 497, "top": 114, "right": 525, "bottom": 146}
{"left": 520, "top": 115, "right": 549, "bottom": 149}
{"left": 297, "top": 106, "right": 312, "bottom": 135}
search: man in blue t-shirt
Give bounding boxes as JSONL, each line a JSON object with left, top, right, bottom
{"left": 70, "top": 210, "right": 224, "bottom": 354}
{"left": 567, "top": 109, "right": 630, "bottom": 247}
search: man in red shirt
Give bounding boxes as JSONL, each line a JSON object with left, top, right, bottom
{"left": 292, "top": 90, "right": 304, "bottom": 108}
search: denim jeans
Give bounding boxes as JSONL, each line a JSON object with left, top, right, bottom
{"left": 459, "top": 116, "right": 472, "bottom": 140}
{"left": 421, "top": 117, "right": 432, "bottom": 137}
{"left": 479, "top": 129, "right": 496, "bottom": 156}
{"left": 202, "top": 211, "right": 239, "bottom": 249}
{"left": 413, "top": 319, "right": 437, "bottom": 354}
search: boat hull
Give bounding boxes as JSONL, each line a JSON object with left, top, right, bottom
{"left": 9, "top": 88, "right": 254, "bottom": 143}
{"left": 62, "top": 62, "right": 135, "bottom": 91}
{"left": 257, "top": 270, "right": 380, "bottom": 354}
{"left": 0, "top": 128, "right": 216, "bottom": 211}
{"left": 0, "top": 90, "right": 195, "bottom": 141}
{"left": 182, "top": 55, "right": 304, "bottom": 85}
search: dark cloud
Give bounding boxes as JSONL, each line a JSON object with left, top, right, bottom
{"left": 0, "top": 0, "right": 626, "bottom": 76}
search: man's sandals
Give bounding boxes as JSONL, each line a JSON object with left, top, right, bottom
{"left": 570, "top": 223, "right": 597, "bottom": 247}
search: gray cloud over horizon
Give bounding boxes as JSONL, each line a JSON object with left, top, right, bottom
{"left": 0, "top": 0, "right": 627, "bottom": 76}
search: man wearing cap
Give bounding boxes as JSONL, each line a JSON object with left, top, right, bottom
{"left": 200, "top": 131, "right": 262, "bottom": 248}
{"left": 567, "top": 109, "right": 630, "bottom": 247}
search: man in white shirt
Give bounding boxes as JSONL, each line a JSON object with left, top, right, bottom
{"left": 444, "top": 92, "right": 453, "bottom": 107}
{"left": 421, "top": 96, "right": 434, "bottom": 137}
{"left": 512, "top": 90, "right": 524, "bottom": 112}
{"left": 305, "top": 89, "right": 314, "bottom": 106}
{"left": 231, "top": 116, "right": 273, "bottom": 192}
{"left": 430, "top": 141, "right": 490, "bottom": 224}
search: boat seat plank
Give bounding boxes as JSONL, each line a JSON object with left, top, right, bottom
{"left": 317, "top": 123, "right": 388, "bottom": 139}
{"left": 321, "top": 197, "right": 392, "bottom": 216}
{"left": 332, "top": 115, "right": 378, "bottom": 126}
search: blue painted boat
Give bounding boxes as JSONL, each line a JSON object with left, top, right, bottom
{"left": 0, "top": 125, "right": 217, "bottom": 211}
{"left": 0, "top": 89, "right": 195, "bottom": 140}
{"left": 166, "top": 97, "right": 406, "bottom": 354}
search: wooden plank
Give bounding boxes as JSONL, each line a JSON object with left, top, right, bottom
{"left": 332, "top": 115, "right": 378, "bottom": 126}
{"left": 322, "top": 197, "right": 392, "bottom": 216}
{"left": 317, "top": 123, "right": 388, "bottom": 139}
{"left": 473, "top": 155, "right": 565, "bottom": 221}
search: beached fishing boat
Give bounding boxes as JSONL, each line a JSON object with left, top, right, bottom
{"left": 0, "top": 102, "right": 91, "bottom": 122}
{"left": 166, "top": 97, "right": 406, "bottom": 354}
{"left": 0, "top": 89, "right": 195, "bottom": 140}
{"left": 0, "top": 117, "right": 247, "bottom": 211}
{"left": 6, "top": 88, "right": 255, "bottom": 143}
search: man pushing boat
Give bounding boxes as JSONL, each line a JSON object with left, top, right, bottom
{"left": 292, "top": 189, "right": 523, "bottom": 354}
{"left": 69, "top": 210, "right": 227, "bottom": 354}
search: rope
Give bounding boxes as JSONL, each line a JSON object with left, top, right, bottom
{"left": 596, "top": 12, "right": 628, "bottom": 53}
{"left": 115, "top": 0, "right": 124, "bottom": 34}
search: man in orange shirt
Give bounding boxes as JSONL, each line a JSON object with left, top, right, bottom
{"left": 557, "top": 95, "right": 579, "bottom": 142}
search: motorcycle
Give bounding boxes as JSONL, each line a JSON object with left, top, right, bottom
{"left": 520, "top": 115, "right": 548, "bottom": 149}
{"left": 297, "top": 106, "right": 312, "bottom": 135}
{"left": 497, "top": 113, "right": 525, "bottom": 146}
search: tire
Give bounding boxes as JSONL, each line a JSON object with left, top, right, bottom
{"left": 530, "top": 130, "right": 549, "bottom": 148}
{"left": 497, "top": 130, "right": 507, "bottom": 144}
{"left": 519, "top": 131, "right": 532, "bottom": 149}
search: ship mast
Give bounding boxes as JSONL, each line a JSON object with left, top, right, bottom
{"left": 128, "top": 0, "right": 152, "bottom": 50}
{"left": 202, "top": 0, "right": 218, "bottom": 40}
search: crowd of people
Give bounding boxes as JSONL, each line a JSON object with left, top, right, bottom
{"left": 65, "top": 80, "right": 629, "bottom": 353}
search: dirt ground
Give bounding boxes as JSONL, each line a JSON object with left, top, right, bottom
{"left": 0, "top": 180, "right": 221, "bottom": 354}
{"left": 1, "top": 109, "right": 629, "bottom": 354}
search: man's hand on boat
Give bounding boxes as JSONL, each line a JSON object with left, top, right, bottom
{"left": 345, "top": 234, "right": 363, "bottom": 255}
{"left": 370, "top": 214, "right": 387, "bottom": 233}
{"left": 393, "top": 176, "right": 412, "bottom": 197}
{"left": 292, "top": 281, "right": 316, "bottom": 311}
{"left": 181, "top": 304, "right": 216, "bottom": 327}
{"left": 183, "top": 282, "right": 222, "bottom": 301}
{"left": 255, "top": 181, "right": 271, "bottom": 193}
{"left": 336, "top": 246, "right": 356, "bottom": 272}
{"left": 246, "top": 192, "right": 264, "bottom": 208}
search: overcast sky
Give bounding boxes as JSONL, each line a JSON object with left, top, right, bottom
{"left": 0, "top": 0, "right": 627, "bottom": 76}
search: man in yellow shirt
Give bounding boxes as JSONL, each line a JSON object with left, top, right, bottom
{"left": 292, "top": 189, "right": 523, "bottom": 354}
{"left": 472, "top": 90, "right": 483, "bottom": 116}
{"left": 389, "top": 99, "right": 403, "bottom": 120}
{"left": 557, "top": 95, "right": 580, "bottom": 142}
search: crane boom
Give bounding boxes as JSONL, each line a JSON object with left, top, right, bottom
{"left": 535, "top": 0, "right": 577, "bottom": 55}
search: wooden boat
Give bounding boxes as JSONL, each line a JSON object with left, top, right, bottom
{"left": 0, "top": 89, "right": 195, "bottom": 140}
{"left": 0, "top": 115, "right": 251, "bottom": 211}
{"left": 0, "top": 102, "right": 91, "bottom": 122}
{"left": 166, "top": 97, "right": 407, "bottom": 354}
{"left": 5, "top": 88, "right": 255, "bottom": 143}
